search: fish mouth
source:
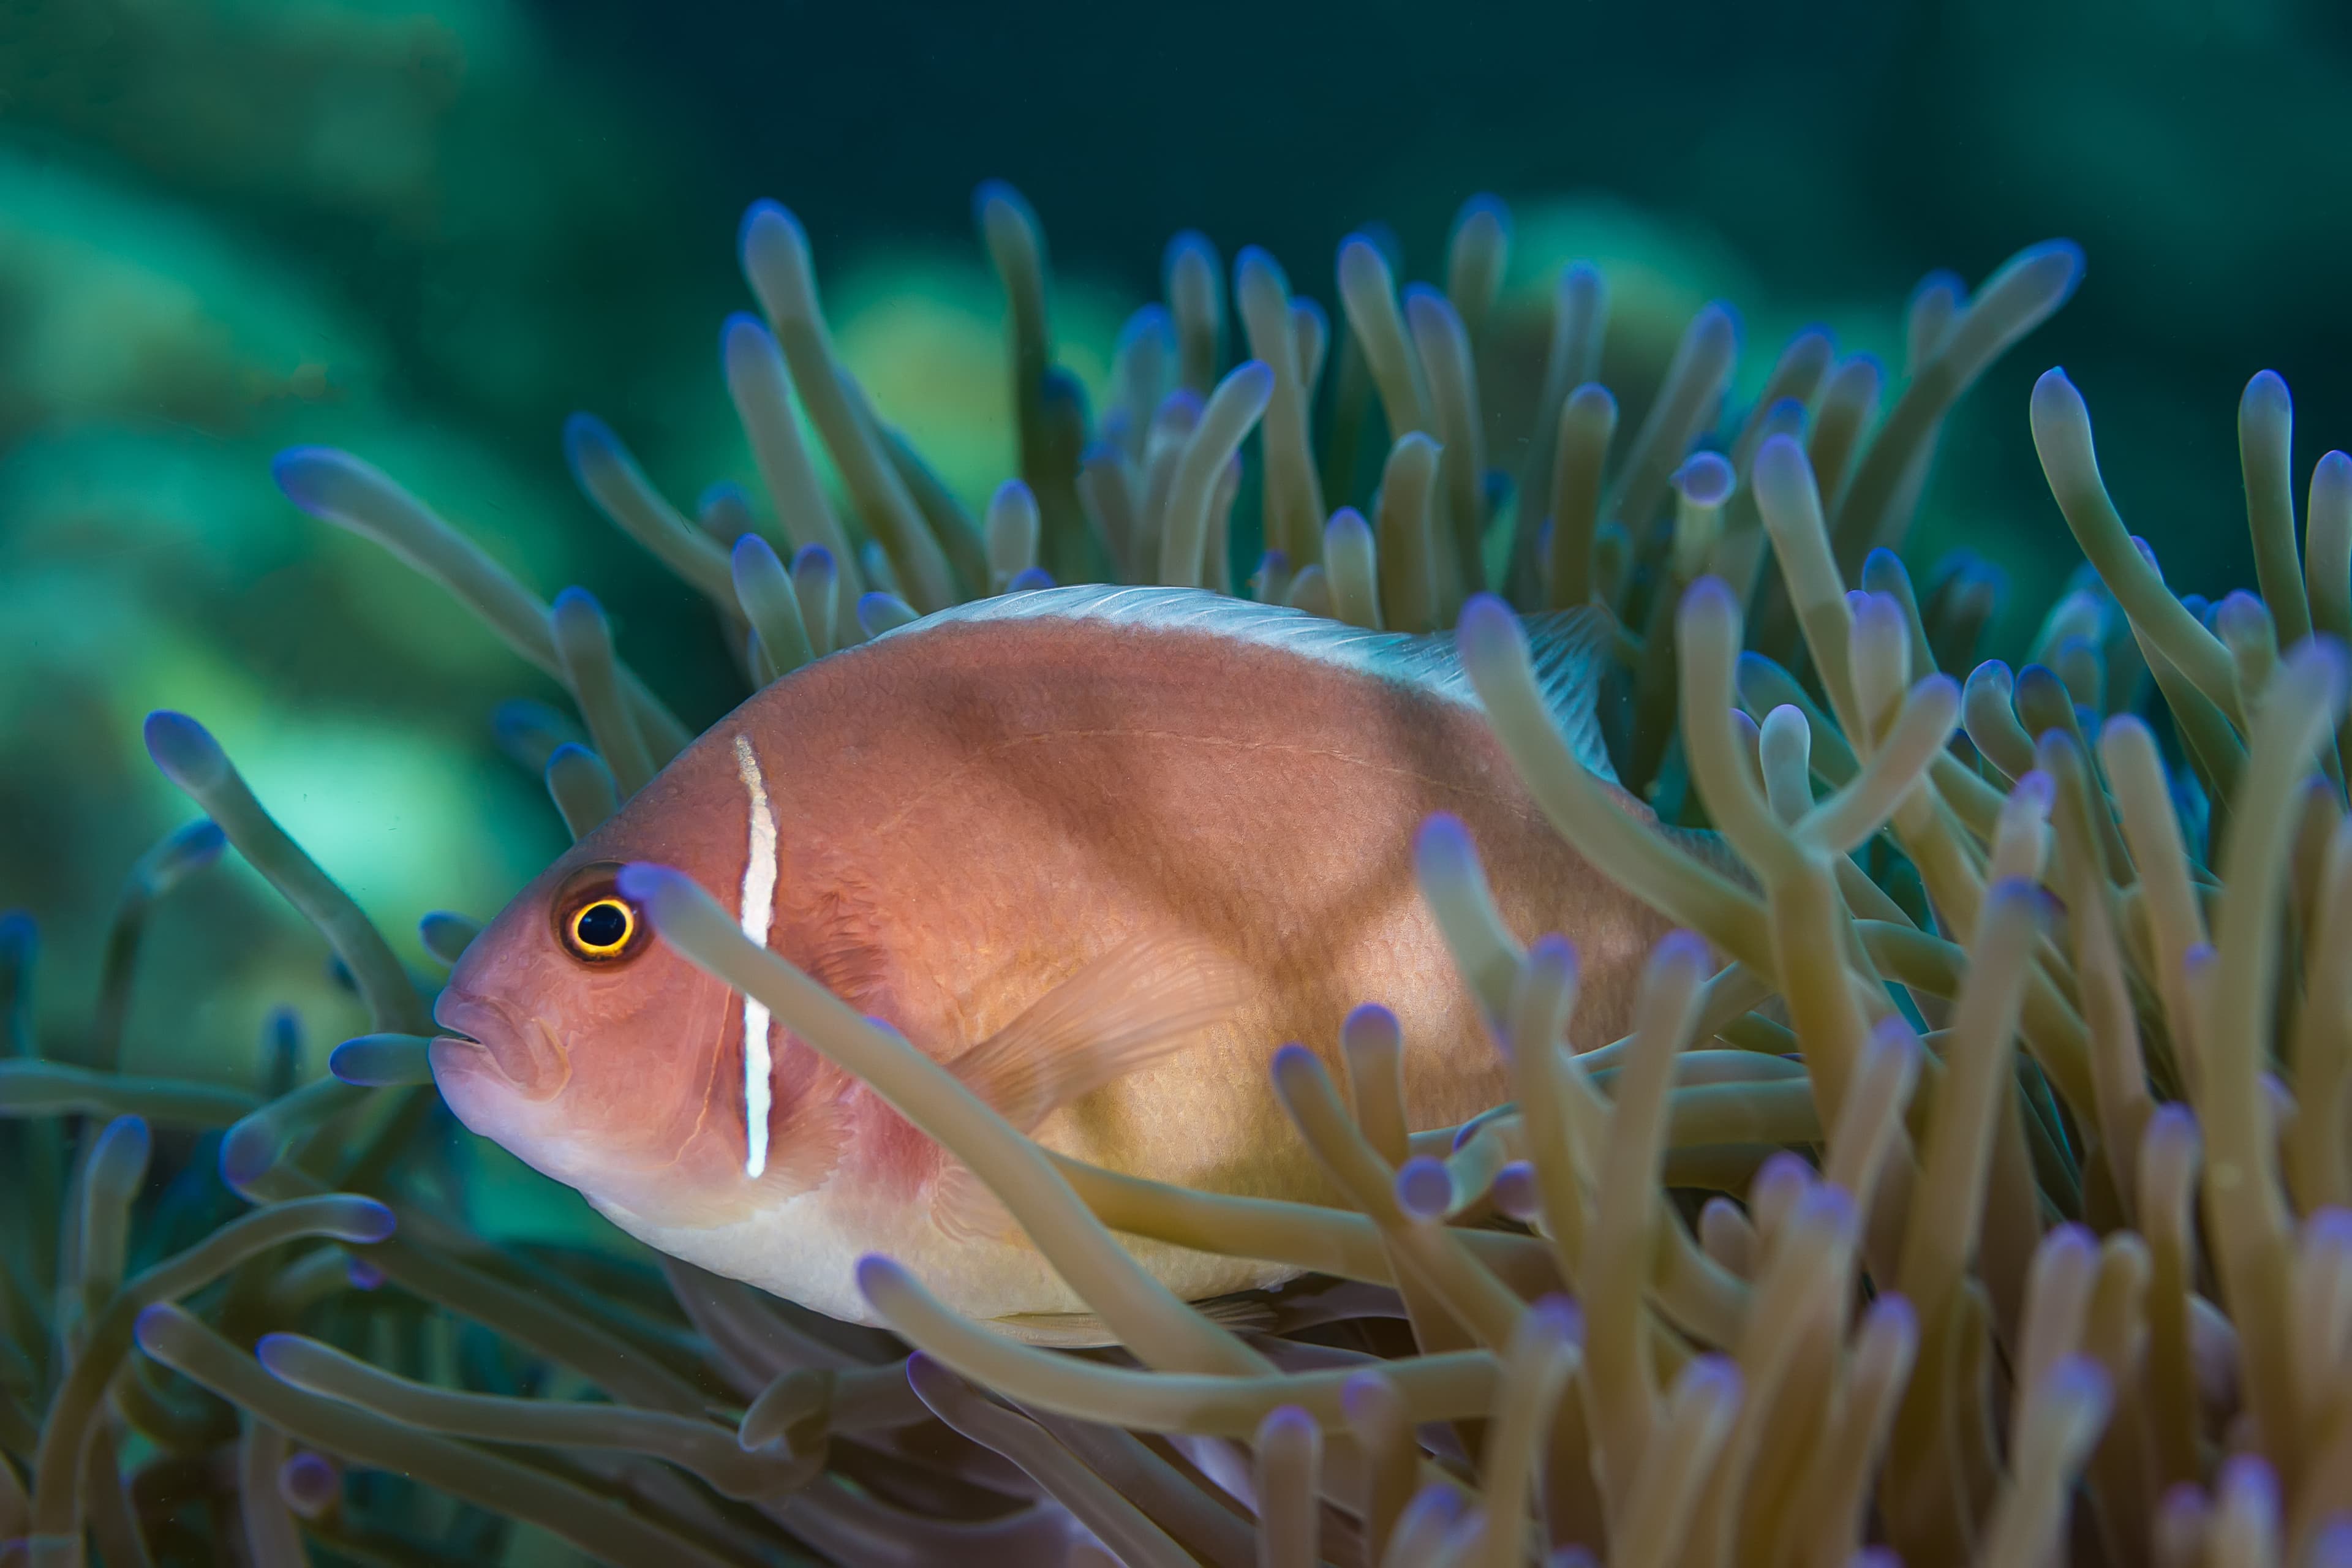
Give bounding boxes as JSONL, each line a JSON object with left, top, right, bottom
{"left": 431, "top": 1001, "right": 483, "bottom": 1052}
{"left": 431, "top": 989, "right": 570, "bottom": 1102}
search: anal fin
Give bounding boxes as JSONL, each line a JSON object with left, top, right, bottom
{"left": 987, "top": 1291, "right": 1283, "bottom": 1348}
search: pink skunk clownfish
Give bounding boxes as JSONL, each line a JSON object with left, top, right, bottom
{"left": 431, "top": 584, "right": 1681, "bottom": 1341}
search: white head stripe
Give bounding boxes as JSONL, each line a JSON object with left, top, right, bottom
{"left": 733, "top": 734, "right": 780, "bottom": 1178}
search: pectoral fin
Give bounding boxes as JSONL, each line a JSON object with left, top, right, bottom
{"left": 943, "top": 930, "right": 1244, "bottom": 1136}
{"left": 930, "top": 930, "right": 1242, "bottom": 1246}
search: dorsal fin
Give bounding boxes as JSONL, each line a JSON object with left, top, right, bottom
{"left": 1469, "top": 607, "right": 1620, "bottom": 789}
{"left": 872, "top": 584, "right": 1623, "bottom": 786}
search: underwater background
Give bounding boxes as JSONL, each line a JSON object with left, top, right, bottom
{"left": 7, "top": 0, "right": 2350, "bottom": 1082}
{"left": 7, "top": 0, "right": 2352, "bottom": 1562}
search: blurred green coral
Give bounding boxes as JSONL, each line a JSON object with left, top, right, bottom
{"left": 0, "top": 0, "right": 668, "bottom": 1066}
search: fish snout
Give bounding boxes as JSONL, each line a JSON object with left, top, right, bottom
{"left": 431, "top": 988, "right": 571, "bottom": 1104}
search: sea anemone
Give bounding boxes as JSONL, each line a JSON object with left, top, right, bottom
{"left": 4, "top": 180, "right": 2347, "bottom": 1567}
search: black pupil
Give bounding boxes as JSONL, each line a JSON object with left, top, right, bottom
{"left": 576, "top": 902, "right": 630, "bottom": 949}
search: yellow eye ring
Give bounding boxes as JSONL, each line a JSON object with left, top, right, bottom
{"left": 565, "top": 897, "right": 638, "bottom": 960}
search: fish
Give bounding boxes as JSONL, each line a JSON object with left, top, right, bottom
{"left": 431, "top": 584, "right": 1681, "bottom": 1338}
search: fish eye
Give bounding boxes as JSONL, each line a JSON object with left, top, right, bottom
{"left": 567, "top": 899, "right": 636, "bottom": 959}
{"left": 551, "top": 862, "right": 646, "bottom": 964}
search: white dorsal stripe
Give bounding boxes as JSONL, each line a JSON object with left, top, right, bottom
{"left": 733, "top": 734, "right": 780, "bottom": 1178}
{"left": 866, "top": 583, "right": 1621, "bottom": 785}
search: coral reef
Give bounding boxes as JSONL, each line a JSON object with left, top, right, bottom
{"left": 4, "top": 179, "right": 2350, "bottom": 1568}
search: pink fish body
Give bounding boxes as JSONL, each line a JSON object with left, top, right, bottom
{"left": 432, "top": 586, "right": 1675, "bottom": 1334}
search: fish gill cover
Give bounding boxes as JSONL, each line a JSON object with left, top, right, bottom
{"left": 5, "top": 8, "right": 2352, "bottom": 1566}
